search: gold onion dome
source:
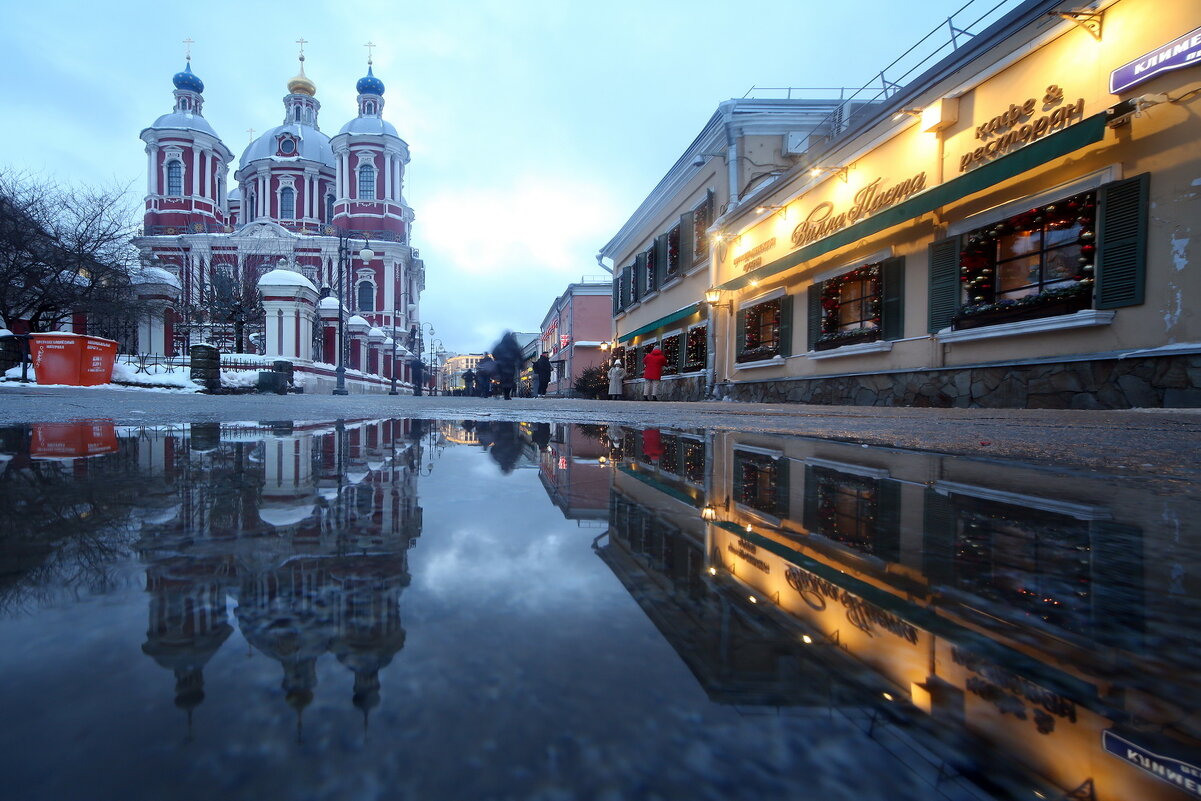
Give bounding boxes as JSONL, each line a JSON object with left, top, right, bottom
{"left": 288, "top": 56, "right": 316, "bottom": 96}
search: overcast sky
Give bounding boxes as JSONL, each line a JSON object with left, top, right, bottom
{"left": 0, "top": 0, "right": 1015, "bottom": 354}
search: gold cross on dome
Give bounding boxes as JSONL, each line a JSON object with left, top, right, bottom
{"left": 296, "top": 37, "right": 308, "bottom": 60}
{"left": 246, "top": 127, "right": 256, "bottom": 142}
{"left": 364, "top": 41, "right": 375, "bottom": 65}
{"left": 183, "top": 37, "right": 194, "bottom": 61}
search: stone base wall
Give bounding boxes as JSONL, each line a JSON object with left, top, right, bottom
{"left": 627, "top": 375, "right": 707, "bottom": 402}
{"left": 721, "top": 354, "right": 1201, "bottom": 409}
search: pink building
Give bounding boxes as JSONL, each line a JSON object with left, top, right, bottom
{"left": 538, "top": 279, "right": 612, "bottom": 396}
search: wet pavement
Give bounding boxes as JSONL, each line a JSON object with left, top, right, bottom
{"left": 0, "top": 414, "right": 1198, "bottom": 800}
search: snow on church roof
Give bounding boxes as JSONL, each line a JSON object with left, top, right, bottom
{"left": 337, "top": 116, "right": 399, "bottom": 137}
{"left": 239, "top": 123, "right": 334, "bottom": 169}
{"left": 146, "top": 111, "right": 220, "bottom": 138}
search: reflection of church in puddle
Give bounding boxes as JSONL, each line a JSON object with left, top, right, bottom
{"left": 136, "top": 419, "right": 423, "bottom": 731}
{"left": 591, "top": 423, "right": 1201, "bottom": 801}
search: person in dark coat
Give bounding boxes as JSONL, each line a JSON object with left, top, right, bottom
{"left": 410, "top": 356, "right": 425, "bottom": 396}
{"left": 462, "top": 368, "right": 476, "bottom": 397}
{"left": 531, "top": 353, "right": 552, "bottom": 397}
{"left": 490, "top": 333, "right": 523, "bottom": 401}
{"left": 475, "top": 356, "right": 497, "bottom": 397}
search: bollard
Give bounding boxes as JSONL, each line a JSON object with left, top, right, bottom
{"left": 257, "top": 371, "right": 287, "bottom": 395}
{"left": 189, "top": 344, "right": 220, "bottom": 393}
{"left": 272, "top": 360, "right": 295, "bottom": 391}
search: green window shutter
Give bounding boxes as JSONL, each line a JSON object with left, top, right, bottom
{"left": 874, "top": 479, "right": 901, "bottom": 563}
{"left": 1095, "top": 173, "right": 1149, "bottom": 309}
{"left": 676, "top": 333, "right": 687, "bottom": 371}
{"left": 927, "top": 236, "right": 961, "bottom": 333}
{"left": 1090, "top": 521, "right": 1145, "bottom": 643}
{"left": 806, "top": 282, "right": 824, "bottom": 351}
{"left": 802, "top": 465, "right": 820, "bottom": 532}
{"left": 735, "top": 306, "right": 747, "bottom": 356}
{"left": 612, "top": 278, "right": 620, "bottom": 315}
{"left": 633, "top": 253, "right": 647, "bottom": 302}
{"left": 677, "top": 211, "right": 695, "bottom": 271}
{"left": 654, "top": 234, "right": 668, "bottom": 289}
{"left": 621, "top": 267, "right": 632, "bottom": 308}
{"left": 778, "top": 292, "right": 794, "bottom": 357}
{"left": 921, "top": 488, "right": 958, "bottom": 584}
{"left": 732, "top": 455, "right": 745, "bottom": 506}
{"left": 774, "top": 458, "right": 791, "bottom": 519}
{"left": 880, "top": 256, "right": 905, "bottom": 341}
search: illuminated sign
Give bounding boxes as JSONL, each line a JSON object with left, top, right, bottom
{"left": 784, "top": 565, "right": 918, "bottom": 643}
{"left": 961, "top": 85, "right": 1084, "bottom": 172}
{"left": 1103, "top": 731, "right": 1201, "bottom": 798}
{"left": 789, "top": 173, "right": 927, "bottom": 249}
{"left": 1110, "top": 25, "right": 1201, "bottom": 95}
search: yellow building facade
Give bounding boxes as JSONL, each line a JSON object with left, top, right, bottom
{"left": 607, "top": 0, "right": 1201, "bottom": 408}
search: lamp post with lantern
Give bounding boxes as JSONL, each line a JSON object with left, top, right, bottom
{"left": 332, "top": 232, "right": 374, "bottom": 395}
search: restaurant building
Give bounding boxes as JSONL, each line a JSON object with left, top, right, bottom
{"left": 604, "top": 0, "right": 1201, "bottom": 407}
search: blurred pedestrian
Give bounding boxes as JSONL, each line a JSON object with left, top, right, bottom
{"left": 476, "top": 355, "right": 497, "bottom": 397}
{"left": 607, "top": 360, "right": 626, "bottom": 400}
{"left": 491, "top": 332, "right": 522, "bottom": 401}
{"left": 642, "top": 346, "right": 666, "bottom": 401}
{"left": 532, "top": 352, "right": 552, "bottom": 397}
{"left": 462, "top": 367, "right": 476, "bottom": 397}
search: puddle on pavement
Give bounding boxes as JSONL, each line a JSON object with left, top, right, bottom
{"left": 0, "top": 418, "right": 1198, "bottom": 801}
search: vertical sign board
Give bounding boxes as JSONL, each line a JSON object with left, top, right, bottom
{"left": 1102, "top": 730, "right": 1201, "bottom": 798}
{"left": 1110, "top": 25, "right": 1201, "bottom": 94}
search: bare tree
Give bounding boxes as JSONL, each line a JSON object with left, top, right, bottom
{"left": 0, "top": 170, "right": 142, "bottom": 333}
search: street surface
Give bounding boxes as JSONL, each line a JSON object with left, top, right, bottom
{"left": 2, "top": 386, "right": 1200, "bottom": 486}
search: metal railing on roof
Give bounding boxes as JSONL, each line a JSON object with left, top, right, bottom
{"left": 748, "top": 0, "right": 1024, "bottom": 140}
{"left": 741, "top": 87, "right": 858, "bottom": 100}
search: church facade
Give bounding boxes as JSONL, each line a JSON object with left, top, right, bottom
{"left": 131, "top": 51, "right": 425, "bottom": 392}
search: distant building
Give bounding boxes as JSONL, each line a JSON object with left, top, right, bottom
{"left": 537, "top": 278, "right": 612, "bottom": 396}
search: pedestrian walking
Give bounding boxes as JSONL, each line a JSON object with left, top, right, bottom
{"left": 607, "top": 360, "right": 626, "bottom": 400}
{"left": 462, "top": 368, "right": 476, "bottom": 397}
{"left": 641, "top": 347, "right": 667, "bottom": 401}
{"left": 476, "top": 356, "right": 497, "bottom": 397}
{"left": 491, "top": 332, "right": 523, "bottom": 401}
{"left": 532, "top": 353, "right": 552, "bottom": 397}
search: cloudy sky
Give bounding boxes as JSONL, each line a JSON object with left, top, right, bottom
{"left": 0, "top": 0, "right": 1014, "bottom": 353}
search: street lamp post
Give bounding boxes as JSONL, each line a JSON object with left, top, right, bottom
{"left": 427, "top": 337, "right": 442, "bottom": 396}
{"left": 332, "top": 233, "right": 374, "bottom": 396}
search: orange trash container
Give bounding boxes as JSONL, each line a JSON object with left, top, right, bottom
{"left": 29, "top": 333, "right": 85, "bottom": 385}
{"left": 80, "top": 337, "right": 119, "bottom": 386}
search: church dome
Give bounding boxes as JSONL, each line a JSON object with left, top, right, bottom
{"left": 288, "top": 59, "right": 316, "bottom": 96}
{"left": 337, "top": 116, "right": 399, "bottom": 137}
{"left": 356, "top": 65, "right": 385, "bottom": 96}
{"left": 172, "top": 62, "right": 204, "bottom": 93}
{"left": 239, "top": 123, "right": 334, "bottom": 169}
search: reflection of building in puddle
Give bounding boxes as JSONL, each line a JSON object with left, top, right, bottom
{"left": 131, "top": 419, "right": 423, "bottom": 733}
{"left": 601, "top": 426, "right": 1201, "bottom": 801}
{"left": 536, "top": 424, "right": 610, "bottom": 524}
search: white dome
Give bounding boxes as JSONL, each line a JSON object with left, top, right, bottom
{"left": 337, "top": 116, "right": 400, "bottom": 137}
{"left": 318, "top": 296, "right": 341, "bottom": 310}
{"left": 228, "top": 186, "right": 242, "bottom": 201}
{"left": 258, "top": 269, "right": 318, "bottom": 292}
{"left": 239, "top": 122, "right": 334, "bottom": 169}
{"left": 347, "top": 314, "right": 370, "bottom": 327}
{"left": 145, "top": 112, "right": 220, "bottom": 138}
{"left": 368, "top": 326, "right": 386, "bottom": 339}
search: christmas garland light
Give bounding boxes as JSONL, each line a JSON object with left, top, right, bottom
{"left": 667, "top": 226, "right": 681, "bottom": 275}
{"left": 685, "top": 325, "right": 707, "bottom": 371}
{"left": 736, "top": 299, "right": 781, "bottom": 363}
{"left": 661, "top": 333, "right": 682, "bottom": 375}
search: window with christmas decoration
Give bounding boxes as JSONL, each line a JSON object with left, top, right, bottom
{"left": 659, "top": 435, "right": 681, "bottom": 475}
{"left": 660, "top": 333, "right": 682, "bottom": 375}
{"left": 666, "top": 225, "right": 681, "bottom": 277}
{"left": 682, "top": 439, "right": 705, "bottom": 485}
{"left": 954, "top": 192, "right": 1096, "bottom": 329}
{"left": 733, "top": 451, "right": 789, "bottom": 519}
{"left": 816, "top": 263, "right": 882, "bottom": 350}
{"left": 622, "top": 345, "right": 637, "bottom": 376}
{"left": 801, "top": 466, "right": 900, "bottom": 561}
{"left": 947, "top": 494, "right": 1094, "bottom": 636}
{"left": 693, "top": 194, "right": 712, "bottom": 264}
{"left": 684, "top": 324, "right": 707, "bottom": 372}
{"left": 644, "top": 246, "right": 657, "bottom": 294}
{"left": 736, "top": 297, "right": 782, "bottom": 363}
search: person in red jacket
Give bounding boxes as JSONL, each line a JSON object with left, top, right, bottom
{"left": 641, "top": 346, "right": 667, "bottom": 401}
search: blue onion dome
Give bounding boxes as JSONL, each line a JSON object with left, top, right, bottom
{"left": 356, "top": 65, "right": 385, "bottom": 96}
{"left": 172, "top": 61, "right": 205, "bottom": 93}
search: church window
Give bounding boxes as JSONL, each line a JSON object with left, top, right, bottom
{"left": 166, "top": 161, "right": 183, "bottom": 197}
{"left": 280, "top": 138, "right": 296, "bottom": 155}
{"left": 358, "top": 165, "right": 376, "bottom": 200}
{"left": 325, "top": 194, "right": 334, "bottom": 221}
{"left": 357, "top": 280, "right": 375, "bottom": 312}
{"left": 280, "top": 187, "right": 295, "bottom": 220}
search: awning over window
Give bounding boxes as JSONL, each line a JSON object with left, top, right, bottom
{"left": 717, "top": 111, "right": 1110, "bottom": 292}
{"left": 616, "top": 302, "right": 702, "bottom": 343}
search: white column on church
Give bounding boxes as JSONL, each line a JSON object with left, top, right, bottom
{"left": 147, "top": 145, "right": 157, "bottom": 195}
{"left": 191, "top": 148, "right": 200, "bottom": 196}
